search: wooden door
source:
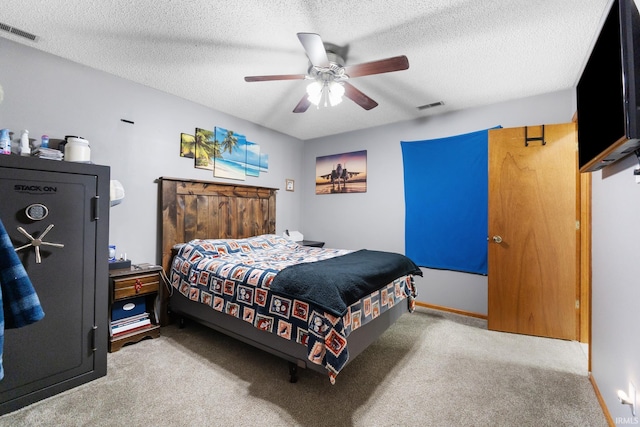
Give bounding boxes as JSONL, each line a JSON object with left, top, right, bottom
{"left": 488, "top": 123, "right": 579, "bottom": 340}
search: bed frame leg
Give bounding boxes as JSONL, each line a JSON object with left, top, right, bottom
{"left": 288, "top": 362, "right": 298, "bottom": 383}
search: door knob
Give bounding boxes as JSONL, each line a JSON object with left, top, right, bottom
{"left": 492, "top": 235, "right": 503, "bottom": 244}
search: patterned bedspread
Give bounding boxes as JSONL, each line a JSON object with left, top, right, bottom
{"left": 169, "top": 234, "right": 417, "bottom": 384}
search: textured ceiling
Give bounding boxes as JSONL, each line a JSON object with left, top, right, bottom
{"left": 1, "top": 0, "right": 612, "bottom": 140}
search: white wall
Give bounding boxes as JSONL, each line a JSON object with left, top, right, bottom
{"left": 0, "top": 37, "right": 304, "bottom": 265}
{"left": 591, "top": 154, "right": 640, "bottom": 423}
{"left": 302, "top": 90, "right": 577, "bottom": 315}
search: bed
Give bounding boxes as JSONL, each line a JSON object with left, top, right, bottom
{"left": 159, "top": 177, "right": 421, "bottom": 383}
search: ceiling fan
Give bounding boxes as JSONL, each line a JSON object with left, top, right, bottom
{"left": 244, "top": 33, "right": 409, "bottom": 113}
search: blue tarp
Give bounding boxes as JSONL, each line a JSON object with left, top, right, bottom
{"left": 401, "top": 128, "right": 496, "bottom": 275}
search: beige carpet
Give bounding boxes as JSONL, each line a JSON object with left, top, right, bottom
{"left": 0, "top": 307, "right": 607, "bottom": 426}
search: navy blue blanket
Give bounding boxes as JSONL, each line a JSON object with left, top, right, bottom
{"left": 270, "top": 249, "right": 422, "bottom": 317}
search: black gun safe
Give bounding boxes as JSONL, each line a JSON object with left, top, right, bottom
{"left": 0, "top": 155, "right": 110, "bottom": 414}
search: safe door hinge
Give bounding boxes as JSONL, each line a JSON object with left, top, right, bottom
{"left": 91, "top": 325, "right": 98, "bottom": 352}
{"left": 576, "top": 220, "right": 580, "bottom": 230}
{"left": 576, "top": 299, "right": 580, "bottom": 309}
{"left": 92, "top": 195, "right": 100, "bottom": 220}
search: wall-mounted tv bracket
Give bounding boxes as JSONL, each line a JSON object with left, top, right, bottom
{"left": 14, "top": 224, "right": 64, "bottom": 263}
{"left": 525, "top": 125, "right": 546, "bottom": 147}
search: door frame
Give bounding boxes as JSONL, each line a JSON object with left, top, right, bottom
{"left": 580, "top": 171, "right": 592, "bottom": 362}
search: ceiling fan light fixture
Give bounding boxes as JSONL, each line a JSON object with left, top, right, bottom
{"left": 328, "top": 81, "right": 345, "bottom": 106}
{"left": 306, "top": 81, "right": 323, "bottom": 106}
{"left": 306, "top": 80, "right": 345, "bottom": 107}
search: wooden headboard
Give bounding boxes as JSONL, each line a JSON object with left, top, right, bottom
{"left": 158, "top": 177, "right": 277, "bottom": 323}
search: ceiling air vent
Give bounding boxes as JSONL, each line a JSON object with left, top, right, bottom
{"left": 417, "top": 101, "right": 444, "bottom": 110}
{"left": 0, "top": 22, "right": 38, "bottom": 42}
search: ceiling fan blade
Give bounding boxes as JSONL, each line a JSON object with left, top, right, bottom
{"left": 343, "top": 82, "right": 378, "bottom": 110}
{"left": 297, "top": 33, "right": 330, "bottom": 68}
{"left": 245, "top": 74, "right": 307, "bottom": 82}
{"left": 293, "top": 95, "right": 311, "bottom": 113}
{"left": 344, "top": 55, "right": 409, "bottom": 78}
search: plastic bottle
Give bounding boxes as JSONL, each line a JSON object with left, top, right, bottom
{"left": 41, "top": 134, "right": 49, "bottom": 148}
{"left": 0, "top": 129, "right": 10, "bottom": 155}
{"left": 19, "top": 130, "right": 30, "bottom": 156}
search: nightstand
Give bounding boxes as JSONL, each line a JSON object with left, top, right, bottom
{"left": 297, "top": 240, "right": 325, "bottom": 248}
{"left": 108, "top": 263, "right": 162, "bottom": 352}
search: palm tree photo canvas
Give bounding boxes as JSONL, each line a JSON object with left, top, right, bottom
{"left": 245, "top": 140, "right": 261, "bottom": 177}
{"left": 259, "top": 152, "right": 269, "bottom": 173}
{"left": 190, "top": 127, "right": 267, "bottom": 179}
{"left": 194, "top": 127, "right": 215, "bottom": 171}
{"left": 213, "top": 127, "right": 246, "bottom": 181}
{"left": 180, "top": 133, "right": 195, "bottom": 158}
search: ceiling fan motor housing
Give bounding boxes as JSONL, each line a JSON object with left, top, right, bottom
{"left": 308, "top": 47, "right": 347, "bottom": 82}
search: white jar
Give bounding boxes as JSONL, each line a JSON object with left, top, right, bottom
{"left": 19, "top": 130, "right": 30, "bottom": 156}
{"left": 64, "top": 137, "right": 91, "bottom": 162}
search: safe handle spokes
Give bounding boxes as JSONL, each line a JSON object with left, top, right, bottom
{"left": 14, "top": 224, "right": 65, "bottom": 264}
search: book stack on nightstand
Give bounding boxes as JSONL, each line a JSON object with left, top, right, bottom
{"left": 110, "top": 300, "right": 152, "bottom": 338}
{"left": 109, "top": 263, "right": 162, "bottom": 352}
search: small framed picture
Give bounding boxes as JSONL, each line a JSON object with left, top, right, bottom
{"left": 285, "top": 179, "right": 295, "bottom": 192}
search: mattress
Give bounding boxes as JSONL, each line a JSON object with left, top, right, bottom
{"left": 169, "top": 234, "right": 419, "bottom": 383}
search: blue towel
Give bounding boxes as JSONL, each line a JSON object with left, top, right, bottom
{"left": 0, "top": 218, "right": 45, "bottom": 380}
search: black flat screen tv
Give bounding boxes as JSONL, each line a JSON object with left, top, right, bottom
{"left": 577, "top": 0, "right": 640, "bottom": 172}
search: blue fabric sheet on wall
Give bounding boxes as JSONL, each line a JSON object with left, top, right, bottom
{"left": 401, "top": 128, "right": 494, "bottom": 275}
